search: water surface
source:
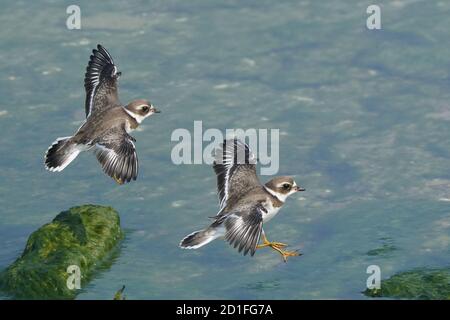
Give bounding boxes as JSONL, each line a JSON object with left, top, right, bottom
{"left": 0, "top": 0, "right": 449, "bottom": 299}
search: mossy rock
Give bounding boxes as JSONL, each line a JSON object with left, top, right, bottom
{"left": 366, "top": 244, "right": 397, "bottom": 256}
{"left": 0, "top": 205, "right": 123, "bottom": 299}
{"left": 364, "top": 268, "right": 450, "bottom": 300}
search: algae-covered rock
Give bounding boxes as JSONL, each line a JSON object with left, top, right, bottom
{"left": 366, "top": 238, "right": 397, "bottom": 257}
{"left": 113, "top": 285, "right": 126, "bottom": 300}
{"left": 364, "top": 268, "right": 450, "bottom": 300}
{"left": 0, "top": 205, "right": 123, "bottom": 299}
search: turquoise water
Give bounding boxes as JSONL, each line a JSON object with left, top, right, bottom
{"left": 1, "top": 0, "right": 450, "bottom": 299}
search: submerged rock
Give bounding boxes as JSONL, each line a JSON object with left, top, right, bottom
{"left": 113, "top": 285, "right": 126, "bottom": 300}
{"left": 366, "top": 238, "right": 397, "bottom": 257}
{"left": 0, "top": 205, "right": 123, "bottom": 299}
{"left": 364, "top": 268, "right": 450, "bottom": 300}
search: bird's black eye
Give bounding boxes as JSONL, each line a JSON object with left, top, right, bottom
{"left": 282, "top": 183, "right": 291, "bottom": 190}
{"left": 142, "top": 106, "right": 149, "bottom": 112}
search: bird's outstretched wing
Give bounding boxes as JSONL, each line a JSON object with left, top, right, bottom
{"left": 213, "top": 138, "right": 260, "bottom": 213}
{"left": 213, "top": 203, "right": 265, "bottom": 256}
{"left": 84, "top": 44, "right": 121, "bottom": 118}
{"left": 94, "top": 127, "right": 138, "bottom": 184}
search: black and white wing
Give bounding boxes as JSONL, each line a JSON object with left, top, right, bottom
{"left": 94, "top": 127, "right": 138, "bottom": 184}
{"left": 213, "top": 138, "right": 260, "bottom": 213}
{"left": 84, "top": 44, "right": 121, "bottom": 118}
{"left": 214, "top": 203, "right": 265, "bottom": 256}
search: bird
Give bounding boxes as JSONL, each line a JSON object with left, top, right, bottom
{"left": 44, "top": 44, "right": 160, "bottom": 184}
{"left": 180, "top": 138, "right": 305, "bottom": 262}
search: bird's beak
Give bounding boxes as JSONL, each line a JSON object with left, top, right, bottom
{"left": 294, "top": 186, "right": 305, "bottom": 192}
{"left": 152, "top": 108, "right": 161, "bottom": 113}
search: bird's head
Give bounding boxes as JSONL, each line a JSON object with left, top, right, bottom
{"left": 264, "top": 176, "right": 305, "bottom": 202}
{"left": 125, "top": 99, "right": 160, "bottom": 123}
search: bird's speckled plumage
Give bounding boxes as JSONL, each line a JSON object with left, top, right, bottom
{"left": 180, "top": 138, "right": 305, "bottom": 258}
{"left": 44, "top": 44, "right": 159, "bottom": 184}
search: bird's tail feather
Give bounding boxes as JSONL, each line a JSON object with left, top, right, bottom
{"left": 44, "top": 136, "right": 81, "bottom": 172}
{"left": 179, "top": 227, "right": 219, "bottom": 249}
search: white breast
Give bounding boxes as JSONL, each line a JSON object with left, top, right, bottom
{"left": 261, "top": 200, "right": 281, "bottom": 223}
{"left": 125, "top": 120, "right": 133, "bottom": 133}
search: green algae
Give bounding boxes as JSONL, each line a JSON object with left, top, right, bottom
{"left": 366, "top": 244, "right": 397, "bottom": 257}
{"left": 0, "top": 205, "right": 123, "bottom": 299}
{"left": 365, "top": 268, "right": 450, "bottom": 300}
{"left": 113, "top": 285, "right": 126, "bottom": 300}
{"left": 367, "top": 238, "right": 397, "bottom": 257}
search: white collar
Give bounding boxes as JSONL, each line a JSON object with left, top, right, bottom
{"left": 264, "top": 186, "right": 286, "bottom": 203}
{"left": 123, "top": 107, "right": 145, "bottom": 124}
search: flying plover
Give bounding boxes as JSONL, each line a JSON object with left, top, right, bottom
{"left": 180, "top": 138, "right": 305, "bottom": 262}
{"left": 44, "top": 44, "right": 160, "bottom": 184}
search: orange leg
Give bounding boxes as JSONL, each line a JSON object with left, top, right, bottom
{"left": 256, "top": 233, "right": 301, "bottom": 262}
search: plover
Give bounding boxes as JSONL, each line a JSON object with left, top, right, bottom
{"left": 44, "top": 44, "right": 160, "bottom": 184}
{"left": 180, "top": 138, "right": 305, "bottom": 262}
